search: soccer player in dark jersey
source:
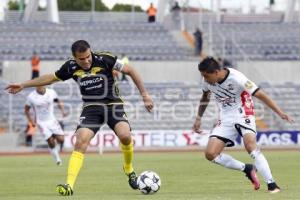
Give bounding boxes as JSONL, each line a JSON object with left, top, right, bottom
{"left": 5, "top": 40, "right": 154, "bottom": 196}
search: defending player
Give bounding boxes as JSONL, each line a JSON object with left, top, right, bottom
{"left": 6, "top": 40, "right": 153, "bottom": 196}
{"left": 192, "top": 57, "right": 294, "bottom": 193}
{"left": 25, "top": 86, "right": 66, "bottom": 165}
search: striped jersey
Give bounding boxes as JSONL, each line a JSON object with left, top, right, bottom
{"left": 202, "top": 68, "right": 259, "bottom": 122}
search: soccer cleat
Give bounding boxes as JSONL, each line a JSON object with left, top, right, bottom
{"left": 127, "top": 171, "right": 139, "bottom": 190}
{"left": 268, "top": 182, "right": 281, "bottom": 194}
{"left": 56, "top": 160, "right": 62, "bottom": 166}
{"left": 56, "top": 184, "right": 73, "bottom": 196}
{"left": 243, "top": 164, "right": 260, "bottom": 190}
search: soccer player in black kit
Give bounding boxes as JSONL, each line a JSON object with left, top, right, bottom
{"left": 6, "top": 40, "right": 154, "bottom": 196}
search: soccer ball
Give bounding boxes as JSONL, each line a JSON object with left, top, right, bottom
{"left": 137, "top": 170, "right": 161, "bottom": 195}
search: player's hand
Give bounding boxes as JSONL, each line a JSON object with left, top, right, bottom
{"left": 5, "top": 83, "right": 24, "bottom": 94}
{"left": 142, "top": 93, "right": 154, "bottom": 112}
{"left": 279, "top": 112, "right": 294, "bottom": 123}
{"left": 192, "top": 117, "right": 203, "bottom": 134}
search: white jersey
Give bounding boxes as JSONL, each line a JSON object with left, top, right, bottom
{"left": 203, "top": 68, "right": 259, "bottom": 125}
{"left": 25, "top": 88, "right": 58, "bottom": 122}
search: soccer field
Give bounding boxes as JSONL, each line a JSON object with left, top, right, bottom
{"left": 0, "top": 151, "right": 299, "bottom": 200}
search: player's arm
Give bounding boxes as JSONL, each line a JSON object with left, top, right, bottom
{"left": 24, "top": 105, "right": 35, "bottom": 126}
{"left": 54, "top": 98, "right": 67, "bottom": 117}
{"left": 254, "top": 89, "right": 294, "bottom": 123}
{"left": 193, "top": 90, "right": 211, "bottom": 133}
{"left": 5, "top": 74, "right": 58, "bottom": 94}
{"left": 121, "top": 64, "right": 154, "bottom": 112}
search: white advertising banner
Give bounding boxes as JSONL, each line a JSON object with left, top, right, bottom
{"left": 63, "top": 130, "right": 210, "bottom": 150}
{"left": 63, "top": 130, "right": 300, "bottom": 151}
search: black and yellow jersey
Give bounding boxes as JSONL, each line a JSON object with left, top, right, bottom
{"left": 54, "top": 52, "right": 123, "bottom": 104}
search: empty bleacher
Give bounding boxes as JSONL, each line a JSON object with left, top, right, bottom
{"left": 0, "top": 20, "right": 188, "bottom": 61}
{"left": 3, "top": 11, "right": 300, "bottom": 62}
{"left": 5, "top": 20, "right": 298, "bottom": 62}
{"left": 206, "top": 22, "right": 300, "bottom": 61}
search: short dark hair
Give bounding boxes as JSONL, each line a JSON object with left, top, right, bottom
{"left": 198, "top": 56, "right": 221, "bottom": 73}
{"left": 71, "top": 40, "right": 90, "bottom": 56}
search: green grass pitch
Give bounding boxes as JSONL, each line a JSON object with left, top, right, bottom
{"left": 0, "top": 150, "right": 299, "bottom": 200}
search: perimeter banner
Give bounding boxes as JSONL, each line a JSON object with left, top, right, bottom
{"left": 63, "top": 130, "right": 300, "bottom": 149}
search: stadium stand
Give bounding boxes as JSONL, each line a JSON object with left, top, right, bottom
{"left": 0, "top": 11, "right": 189, "bottom": 61}
{"left": 205, "top": 22, "right": 300, "bottom": 61}
{"left": 3, "top": 11, "right": 300, "bottom": 62}
{"left": 1, "top": 80, "right": 299, "bottom": 135}
{"left": 0, "top": 21, "right": 188, "bottom": 61}
{"left": 163, "top": 11, "right": 300, "bottom": 61}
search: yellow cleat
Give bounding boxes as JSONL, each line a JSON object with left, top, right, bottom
{"left": 56, "top": 184, "right": 73, "bottom": 196}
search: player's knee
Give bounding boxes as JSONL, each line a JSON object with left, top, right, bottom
{"left": 74, "top": 138, "right": 89, "bottom": 152}
{"left": 47, "top": 137, "right": 55, "bottom": 148}
{"left": 56, "top": 136, "right": 64, "bottom": 143}
{"left": 114, "top": 121, "right": 131, "bottom": 145}
{"left": 119, "top": 135, "right": 131, "bottom": 146}
{"left": 244, "top": 142, "right": 257, "bottom": 154}
{"left": 48, "top": 142, "right": 55, "bottom": 148}
{"left": 48, "top": 142, "right": 55, "bottom": 149}
{"left": 205, "top": 150, "right": 217, "bottom": 161}
{"left": 115, "top": 129, "right": 132, "bottom": 145}
{"left": 58, "top": 137, "right": 65, "bottom": 144}
{"left": 74, "top": 143, "right": 88, "bottom": 153}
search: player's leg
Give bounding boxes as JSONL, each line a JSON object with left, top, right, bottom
{"left": 47, "top": 119, "right": 64, "bottom": 151}
{"left": 51, "top": 120, "right": 65, "bottom": 152}
{"left": 57, "top": 105, "right": 102, "bottom": 196}
{"left": 39, "top": 122, "right": 62, "bottom": 165}
{"left": 208, "top": 125, "right": 260, "bottom": 190}
{"left": 53, "top": 134, "right": 64, "bottom": 166}
{"left": 207, "top": 136, "right": 260, "bottom": 190}
{"left": 113, "top": 121, "right": 138, "bottom": 190}
{"left": 243, "top": 132, "right": 280, "bottom": 193}
{"left": 48, "top": 120, "right": 65, "bottom": 165}
{"left": 54, "top": 134, "right": 64, "bottom": 152}
{"left": 67, "top": 128, "right": 94, "bottom": 188}
{"left": 207, "top": 125, "right": 246, "bottom": 170}
{"left": 107, "top": 104, "right": 138, "bottom": 190}
{"left": 206, "top": 137, "right": 245, "bottom": 170}
{"left": 47, "top": 136, "right": 62, "bottom": 165}
{"left": 114, "top": 121, "right": 133, "bottom": 173}
{"left": 57, "top": 128, "right": 94, "bottom": 196}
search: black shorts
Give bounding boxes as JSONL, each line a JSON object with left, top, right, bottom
{"left": 76, "top": 104, "right": 130, "bottom": 134}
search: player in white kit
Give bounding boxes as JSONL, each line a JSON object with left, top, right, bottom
{"left": 25, "top": 86, "right": 67, "bottom": 165}
{"left": 192, "top": 57, "right": 294, "bottom": 193}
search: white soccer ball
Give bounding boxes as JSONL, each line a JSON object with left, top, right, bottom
{"left": 137, "top": 170, "right": 161, "bottom": 195}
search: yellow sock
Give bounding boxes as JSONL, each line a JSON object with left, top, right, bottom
{"left": 66, "top": 151, "right": 84, "bottom": 189}
{"left": 121, "top": 141, "right": 134, "bottom": 174}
